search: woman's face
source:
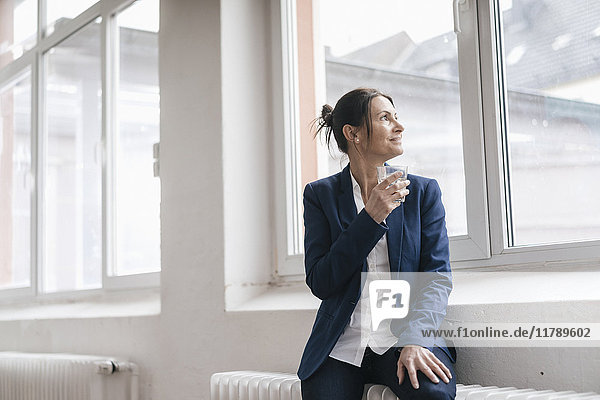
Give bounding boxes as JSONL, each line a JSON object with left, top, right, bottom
{"left": 355, "top": 95, "right": 404, "bottom": 162}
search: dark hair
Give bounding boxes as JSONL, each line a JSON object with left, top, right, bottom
{"left": 314, "top": 88, "right": 394, "bottom": 154}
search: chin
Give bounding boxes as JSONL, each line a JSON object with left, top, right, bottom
{"left": 380, "top": 146, "right": 404, "bottom": 160}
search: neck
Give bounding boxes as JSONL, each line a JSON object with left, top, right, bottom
{"left": 348, "top": 155, "right": 384, "bottom": 200}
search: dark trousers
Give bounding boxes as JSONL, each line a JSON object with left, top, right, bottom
{"left": 301, "top": 346, "right": 456, "bottom": 400}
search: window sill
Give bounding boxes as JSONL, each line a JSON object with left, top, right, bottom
{"left": 227, "top": 281, "right": 320, "bottom": 312}
{"left": 0, "top": 288, "right": 160, "bottom": 321}
{"left": 228, "top": 269, "right": 600, "bottom": 312}
{"left": 448, "top": 269, "right": 600, "bottom": 305}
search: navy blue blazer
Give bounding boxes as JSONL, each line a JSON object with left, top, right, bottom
{"left": 297, "top": 165, "right": 455, "bottom": 381}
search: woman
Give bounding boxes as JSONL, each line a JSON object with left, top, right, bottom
{"left": 297, "top": 88, "right": 456, "bottom": 399}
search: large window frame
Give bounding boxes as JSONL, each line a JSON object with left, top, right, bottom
{"left": 273, "top": 0, "right": 600, "bottom": 278}
{"left": 0, "top": 0, "right": 160, "bottom": 301}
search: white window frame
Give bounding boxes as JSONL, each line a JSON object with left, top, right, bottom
{"left": 272, "top": 0, "right": 600, "bottom": 279}
{"left": 272, "top": 0, "right": 304, "bottom": 276}
{"left": 0, "top": 0, "right": 160, "bottom": 301}
{"left": 474, "top": 0, "right": 600, "bottom": 268}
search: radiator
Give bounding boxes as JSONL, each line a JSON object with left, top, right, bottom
{"left": 210, "top": 371, "right": 600, "bottom": 400}
{"left": 0, "top": 352, "right": 139, "bottom": 400}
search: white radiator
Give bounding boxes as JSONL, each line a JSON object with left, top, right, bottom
{"left": 210, "top": 371, "right": 600, "bottom": 400}
{"left": 0, "top": 352, "right": 139, "bottom": 400}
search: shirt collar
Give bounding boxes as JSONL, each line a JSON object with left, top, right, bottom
{"left": 349, "top": 169, "right": 360, "bottom": 191}
{"left": 349, "top": 169, "right": 364, "bottom": 212}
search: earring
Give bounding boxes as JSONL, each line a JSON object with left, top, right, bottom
{"left": 355, "top": 138, "right": 359, "bottom": 143}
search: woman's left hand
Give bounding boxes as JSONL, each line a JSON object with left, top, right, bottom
{"left": 396, "top": 345, "right": 452, "bottom": 389}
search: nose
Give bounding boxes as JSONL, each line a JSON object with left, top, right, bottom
{"left": 395, "top": 121, "right": 404, "bottom": 132}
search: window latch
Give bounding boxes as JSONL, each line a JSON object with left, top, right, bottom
{"left": 153, "top": 142, "right": 160, "bottom": 177}
{"left": 453, "top": 0, "right": 468, "bottom": 33}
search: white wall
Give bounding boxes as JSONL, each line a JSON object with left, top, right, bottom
{"left": 156, "top": 0, "right": 312, "bottom": 398}
{"left": 1, "top": 0, "right": 599, "bottom": 399}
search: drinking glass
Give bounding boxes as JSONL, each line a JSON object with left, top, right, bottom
{"left": 376, "top": 165, "right": 409, "bottom": 203}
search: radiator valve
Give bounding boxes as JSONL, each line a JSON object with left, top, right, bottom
{"left": 95, "top": 360, "right": 118, "bottom": 375}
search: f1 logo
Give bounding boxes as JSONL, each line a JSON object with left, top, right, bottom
{"left": 369, "top": 280, "right": 411, "bottom": 330}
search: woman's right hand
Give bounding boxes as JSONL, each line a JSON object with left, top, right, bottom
{"left": 364, "top": 171, "right": 410, "bottom": 224}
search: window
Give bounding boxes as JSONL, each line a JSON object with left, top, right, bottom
{"left": 274, "top": 0, "right": 600, "bottom": 276}
{"left": 0, "top": 70, "right": 31, "bottom": 290}
{"left": 45, "top": 0, "right": 99, "bottom": 36}
{"left": 43, "top": 19, "right": 103, "bottom": 293}
{"left": 0, "top": 0, "right": 37, "bottom": 68}
{"left": 0, "top": 0, "right": 160, "bottom": 298}
{"left": 500, "top": 0, "right": 600, "bottom": 246}
{"left": 112, "top": 0, "right": 160, "bottom": 276}
{"left": 312, "top": 0, "right": 468, "bottom": 239}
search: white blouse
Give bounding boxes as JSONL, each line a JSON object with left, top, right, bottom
{"left": 328, "top": 171, "right": 398, "bottom": 367}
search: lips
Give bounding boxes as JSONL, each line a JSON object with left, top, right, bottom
{"left": 390, "top": 136, "right": 402, "bottom": 142}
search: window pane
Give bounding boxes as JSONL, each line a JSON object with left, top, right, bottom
{"left": 45, "top": 0, "right": 98, "bottom": 37}
{"left": 501, "top": 0, "right": 600, "bottom": 246}
{"left": 0, "top": 0, "right": 37, "bottom": 68}
{"left": 0, "top": 70, "right": 31, "bottom": 289}
{"left": 305, "top": 0, "right": 467, "bottom": 236}
{"left": 44, "top": 21, "right": 101, "bottom": 293}
{"left": 113, "top": 0, "right": 160, "bottom": 276}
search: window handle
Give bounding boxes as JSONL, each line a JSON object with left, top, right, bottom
{"left": 453, "top": 0, "right": 468, "bottom": 33}
{"left": 153, "top": 142, "right": 160, "bottom": 177}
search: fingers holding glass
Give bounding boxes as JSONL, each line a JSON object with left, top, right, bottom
{"left": 377, "top": 165, "right": 409, "bottom": 203}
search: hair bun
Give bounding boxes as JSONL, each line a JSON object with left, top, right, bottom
{"left": 321, "top": 104, "right": 333, "bottom": 127}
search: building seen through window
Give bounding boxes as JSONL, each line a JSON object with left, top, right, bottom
{"left": 298, "top": 0, "right": 600, "bottom": 247}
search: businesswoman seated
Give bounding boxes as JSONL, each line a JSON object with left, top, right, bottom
{"left": 297, "top": 88, "right": 456, "bottom": 399}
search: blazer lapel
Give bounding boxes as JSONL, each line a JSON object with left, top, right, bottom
{"left": 337, "top": 165, "right": 357, "bottom": 230}
{"left": 386, "top": 203, "right": 404, "bottom": 273}
{"left": 337, "top": 165, "right": 365, "bottom": 275}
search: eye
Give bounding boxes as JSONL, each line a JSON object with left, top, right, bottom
{"left": 381, "top": 115, "right": 389, "bottom": 121}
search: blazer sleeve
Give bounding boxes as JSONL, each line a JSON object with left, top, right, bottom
{"left": 393, "top": 178, "right": 452, "bottom": 348}
{"left": 303, "top": 182, "right": 388, "bottom": 300}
